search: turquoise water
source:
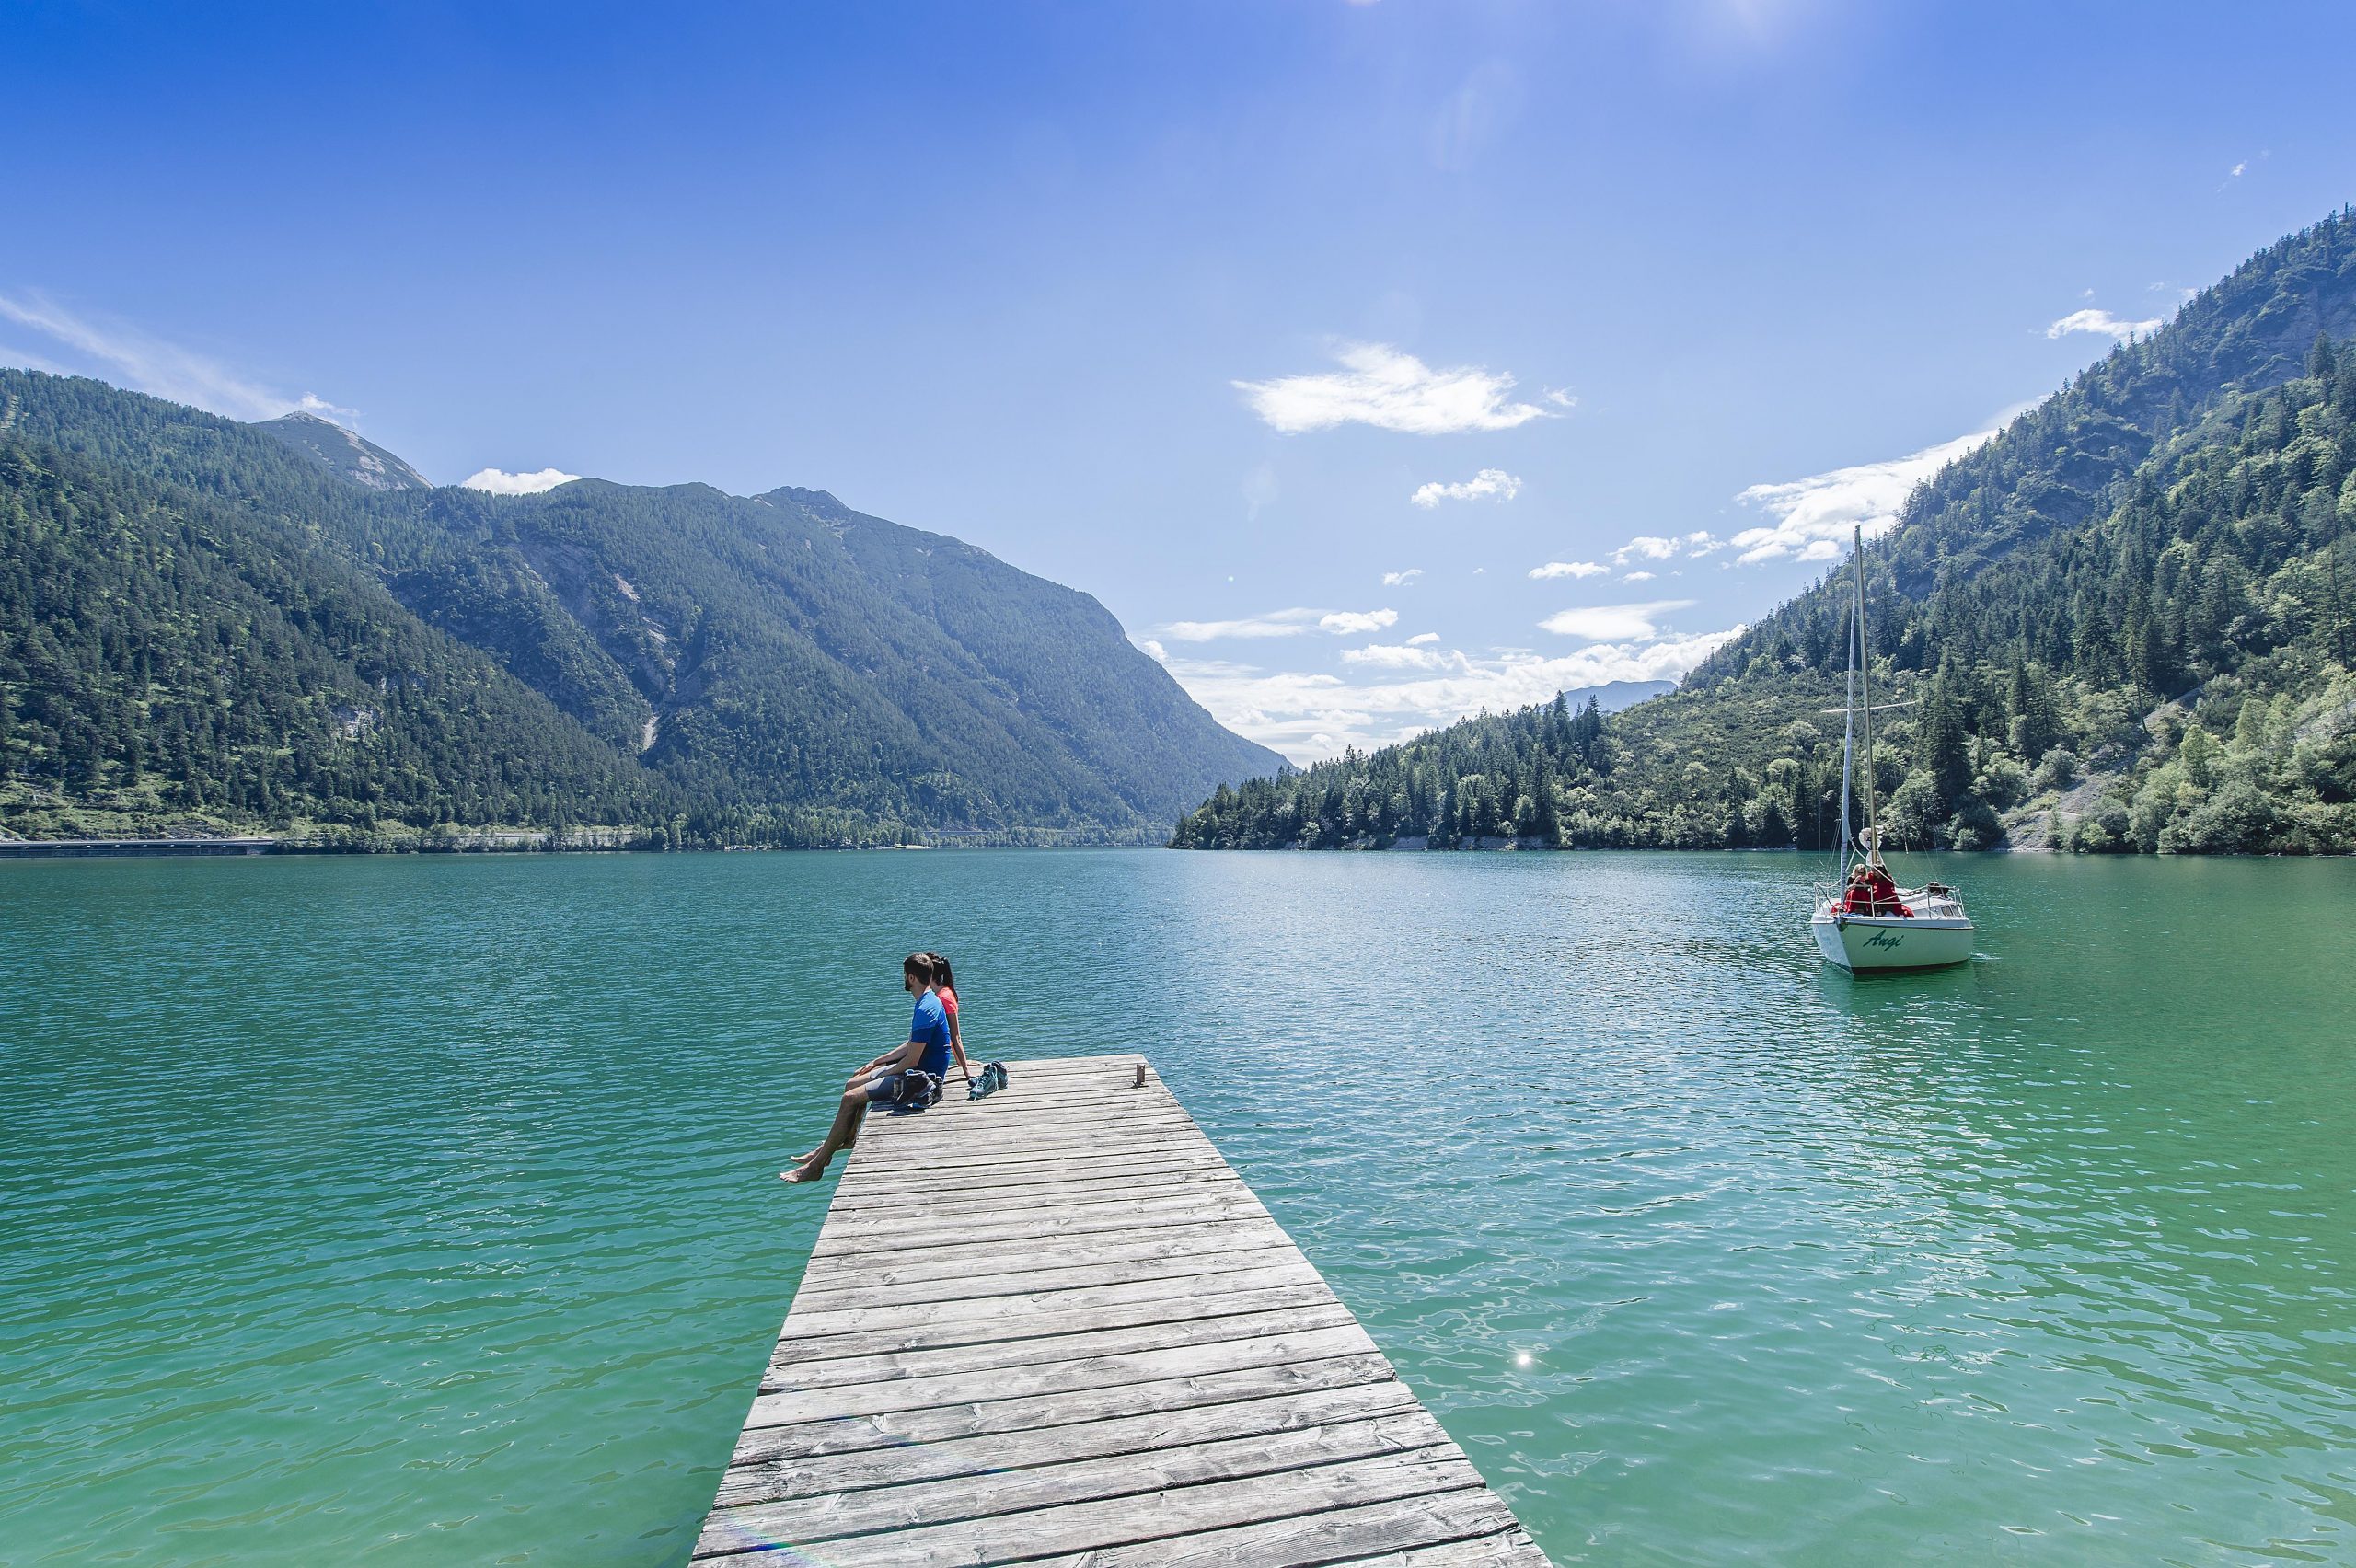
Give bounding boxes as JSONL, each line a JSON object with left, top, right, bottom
{"left": 3, "top": 849, "right": 2353, "bottom": 1565}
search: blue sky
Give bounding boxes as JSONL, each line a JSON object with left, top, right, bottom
{"left": 6, "top": 1, "right": 2352, "bottom": 760}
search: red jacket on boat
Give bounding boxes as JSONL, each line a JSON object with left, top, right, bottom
{"left": 1842, "top": 870, "right": 1911, "bottom": 917}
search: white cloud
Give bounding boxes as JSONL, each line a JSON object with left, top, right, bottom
{"left": 1601, "top": 529, "right": 1722, "bottom": 566}
{"left": 1233, "top": 341, "right": 1553, "bottom": 434}
{"left": 2230, "top": 160, "right": 2246, "bottom": 178}
{"left": 1407, "top": 631, "right": 1440, "bottom": 645}
{"left": 1381, "top": 568, "right": 1424, "bottom": 586}
{"left": 1319, "top": 608, "right": 1398, "bottom": 635}
{"left": 1544, "top": 388, "right": 1577, "bottom": 408}
{"left": 1161, "top": 605, "right": 1396, "bottom": 642}
{"left": 1161, "top": 608, "right": 1324, "bottom": 641}
{"left": 0, "top": 289, "right": 336, "bottom": 422}
{"left": 460, "top": 467, "right": 582, "bottom": 495}
{"left": 1612, "top": 535, "right": 1679, "bottom": 563}
{"left": 1158, "top": 626, "right": 1740, "bottom": 762}
{"left": 1728, "top": 419, "right": 2009, "bottom": 565}
{"left": 1529, "top": 559, "right": 1607, "bottom": 580}
{"left": 295, "top": 391, "right": 362, "bottom": 421}
{"left": 2046, "top": 307, "right": 2163, "bottom": 343}
{"left": 1410, "top": 467, "right": 1521, "bottom": 508}
{"left": 1341, "top": 641, "right": 1457, "bottom": 670}
{"left": 1138, "top": 639, "right": 1169, "bottom": 662}
{"left": 1623, "top": 570, "right": 1656, "bottom": 582}
{"left": 1539, "top": 598, "right": 1695, "bottom": 641}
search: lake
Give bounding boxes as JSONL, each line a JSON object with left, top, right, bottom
{"left": 3, "top": 848, "right": 2352, "bottom": 1565}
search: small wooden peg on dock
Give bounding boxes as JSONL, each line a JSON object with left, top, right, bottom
{"left": 1132, "top": 1062, "right": 1147, "bottom": 1088}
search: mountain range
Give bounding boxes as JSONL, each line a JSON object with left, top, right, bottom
{"left": 1174, "top": 211, "right": 2356, "bottom": 856}
{"left": 0, "top": 375, "right": 1283, "bottom": 846}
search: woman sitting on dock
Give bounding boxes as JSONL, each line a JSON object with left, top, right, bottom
{"left": 781, "top": 952, "right": 956, "bottom": 1185}
{"left": 927, "top": 951, "right": 972, "bottom": 1085}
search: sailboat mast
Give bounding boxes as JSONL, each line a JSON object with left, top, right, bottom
{"left": 1838, "top": 561, "right": 1855, "bottom": 860}
{"left": 1854, "top": 525, "right": 1877, "bottom": 859}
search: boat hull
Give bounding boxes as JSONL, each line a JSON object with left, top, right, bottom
{"left": 1811, "top": 911, "right": 1974, "bottom": 972}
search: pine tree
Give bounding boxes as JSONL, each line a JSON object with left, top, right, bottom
{"left": 2006, "top": 660, "right": 2062, "bottom": 761}
{"left": 1919, "top": 663, "right": 1972, "bottom": 810}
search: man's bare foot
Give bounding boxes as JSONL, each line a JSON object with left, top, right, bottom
{"left": 780, "top": 1159, "right": 828, "bottom": 1183}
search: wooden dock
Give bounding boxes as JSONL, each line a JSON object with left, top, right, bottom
{"left": 695, "top": 1054, "right": 1553, "bottom": 1566}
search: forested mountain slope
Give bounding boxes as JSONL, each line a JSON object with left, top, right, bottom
{"left": 1175, "top": 213, "right": 2356, "bottom": 856}
{"left": 0, "top": 433, "right": 679, "bottom": 842}
{"left": 0, "top": 372, "right": 1279, "bottom": 844}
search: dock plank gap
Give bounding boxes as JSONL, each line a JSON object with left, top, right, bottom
{"left": 697, "top": 1053, "right": 1553, "bottom": 1566}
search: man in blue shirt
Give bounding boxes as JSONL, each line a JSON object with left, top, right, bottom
{"left": 782, "top": 952, "right": 950, "bottom": 1184}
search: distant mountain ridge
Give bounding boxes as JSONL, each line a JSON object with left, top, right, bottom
{"left": 1563, "top": 679, "right": 1672, "bottom": 713}
{"left": 0, "top": 373, "right": 1281, "bottom": 845}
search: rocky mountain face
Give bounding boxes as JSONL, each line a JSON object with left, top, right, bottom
{"left": 254, "top": 410, "right": 431, "bottom": 490}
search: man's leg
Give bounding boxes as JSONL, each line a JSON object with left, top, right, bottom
{"left": 784, "top": 1083, "right": 874, "bottom": 1182}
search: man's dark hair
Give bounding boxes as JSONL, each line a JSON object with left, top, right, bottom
{"left": 927, "top": 952, "right": 955, "bottom": 990}
{"left": 903, "top": 951, "right": 936, "bottom": 986}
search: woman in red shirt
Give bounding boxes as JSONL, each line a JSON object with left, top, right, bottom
{"left": 928, "top": 952, "right": 973, "bottom": 1084}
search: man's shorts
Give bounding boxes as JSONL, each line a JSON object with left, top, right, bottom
{"left": 859, "top": 1069, "right": 900, "bottom": 1101}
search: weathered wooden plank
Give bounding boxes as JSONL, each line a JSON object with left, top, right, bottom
{"left": 838, "top": 1116, "right": 1207, "bottom": 1159}
{"left": 787, "top": 1224, "right": 1296, "bottom": 1298}
{"left": 812, "top": 1187, "right": 1267, "bottom": 1251}
{"left": 1329, "top": 1528, "right": 1561, "bottom": 1566}
{"left": 700, "top": 1056, "right": 1551, "bottom": 1565}
{"left": 831, "top": 1151, "right": 1226, "bottom": 1201}
{"left": 826, "top": 1165, "right": 1242, "bottom": 1216}
{"left": 745, "top": 1320, "right": 1380, "bottom": 1426}
{"left": 857, "top": 1092, "right": 1187, "bottom": 1130}
{"left": 780, "top": 1250, "right": 1306, "bottom": 1320}
{"left": 831, "top": 1129, "right": 1217, "bottom": 1180}
{"left": 1022, "top": 1486, "right": 1545, "bottom": 1568}
{"left": 730, "top": 1351, "right": 1403, "bottom": 1465}
{"left": 698, "top": 1451, "right": 1491, "bottom": 1565}
{"left": 760, "top": 1300, "right": 1362, "bottom": 1392}
{"left": 833, "top": 1152, "right": 1234, "bottom": 1202}
{"left": 699, "top": 1416, "right": 1461, "bottom": 1551}
{"left": 807, "top": 1195, "right": 1269, "bottom": 1259}
{"left": 776, "top": 1259, "right": 1322, "bottom": 1343}
{"left": 824, "top": 1176, "right": 1256, "bottom": 1231}
{"left": 853, "top": 1109, "right": 1202, "bottom": 1152}
{"left": 713, "top": 1379, "right": 1426, "bottom": 1507}
{"left": 771, "top": 1279, "right": 1342, "bottom": 1366}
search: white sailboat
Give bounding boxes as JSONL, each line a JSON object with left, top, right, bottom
{"left": 1810, "top": 526, "right": 1976, "bottom": 972}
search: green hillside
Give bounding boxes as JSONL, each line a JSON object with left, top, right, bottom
{"left": 0, "top": 434, "right": 679, "bottom": 845}
{"left": 0, "top": 372, "right": 1281, "bottom": 846}
{"left": 1173, "top": 213, "right": 2356, "bottom": 856}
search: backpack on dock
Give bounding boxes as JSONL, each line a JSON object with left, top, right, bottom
{"left": 885, "top": 1069, "right": 941, "bottom": 1110}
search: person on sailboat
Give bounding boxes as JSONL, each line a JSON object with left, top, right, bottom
{"left": 1842, "top": 861, "right": 1910, "bottom": 917}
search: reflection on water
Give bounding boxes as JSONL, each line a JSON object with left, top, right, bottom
{"left": 3, "top": 849, "right": 2352, "bottom": 1564}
